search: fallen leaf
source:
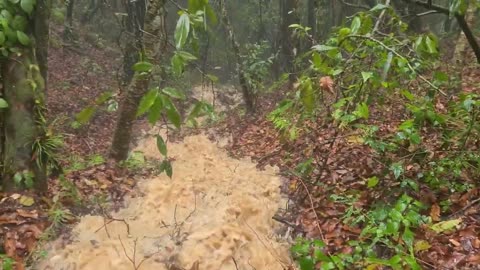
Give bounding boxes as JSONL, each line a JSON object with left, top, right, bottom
{"left": 430, "top": 219, "right": 462, "bottom": 233}
{"left": 16, "top": 209, "right": 38, "bottom": 219}
{"left": 19, "top": 195, "right": 35, "bottom": 207}
{"left": 430, "top": 204, "right": 441, "bottom": 222}
{"left": 449, "top": 239, "right": 461, "bottom": 247}
{"left": 414, "top": 240, "right": 431, "bottom": 252}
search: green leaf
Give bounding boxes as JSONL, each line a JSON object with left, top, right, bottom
{"left": 367, "top": 176, "right": 379, "bottom": 188}
{"left": 298, "top": 257, "right": 315, "bottom": 270}
{"left": 159, "top": 160, "right": 173, "bottom": 178}
{"left": 76, "top": 106, "right": 96, "bottom": 124}
{"left": 0, "top": 98, "right": 8, "bottom": 108}
{"left": 162, "top": 95, "right": 182, "bottom": 128}
{"left": 147, "top": 96, "right": 163, "bottom": 124}
{"left": 162, "top": 87, "right": 186, "bottom": 100}
{"left": 390, "top": 163, "right": 404, "bottom": 179}
{"left": 370, "top": 4, "right": 388, "bottom": 12}
{"left": 11, "top": 15, "right": 27, "bottom": 31}
{"left": 354, "top": 102, "right": 369, "bottom": 119}
{"left": 433, "top": 71, "right": 448, "bottom": 82}
{"left": 20, "top": 0, "right": 35, "bottom": 14}
{"left": 176, "top": 50, "right": 197, "bottom": 61}
{"left": 171, "top": 54, "right": 184, "bottom": 76}
{"left": 425, "top": 36, "right": 437, "bottom": 54}
{"left": 133, "top": 61, "right": 153, "bottom": 73}
{"left": 16, "top": 30, "right": 30, "bottom": 45}
{"left": 361, "top": 71, "right": 374, "bottom": 82}
{"left": 430, "top": 219, "right": 462, "bottom": 233}
{"left": 156, "top": 135, "right": 167, "bottom": 156}
{"left": 174, "top": 13, "right": 190, "bottom": 49}
{"left": 136, "top": 88, "right": 158, "bottom": 116}
{"left": 0, "top": 31, "right": 4, "bottom": 45}
{"left": 300, "top": 78, "right": 314, "bottom": 113}
{"left": 311, "top": 44, "right": 337, "bottom": 52}
{"left": 351, "top": 16, "right": 361, "bottom": 34}
{"left": 402, "top": 227, "right": 415, "bottom": 248}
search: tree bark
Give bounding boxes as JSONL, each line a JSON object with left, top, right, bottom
{"left": 34, "top": 0, "right": 50, "bottom": 91}
{"left": 63, "top": 0, "right": 75, "bottom": 41}
{"left": 219, "top": 0, "right": 256, "bottom": 113}
{"left": 1, "top": 48, "right": 47, "bottom": 192}
{"left": 280, "top": 0, "right": 299, "bottom": 84}
{"left": 110, "top": 0, "right": 167, "bottom": 161}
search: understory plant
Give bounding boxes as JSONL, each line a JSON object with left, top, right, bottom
{"left": 270, "top": 3, "right": 480, "bottom": 270}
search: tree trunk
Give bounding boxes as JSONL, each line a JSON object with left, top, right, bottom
{"left": 1, "top": 48, "right": 47, "bottom": 192}
{"left": 307, "top": 0, "right": 317, "bottom": 41}
{"left": 63, "top": 0, "right": 75, "bottom": 41}
{"left": 34, "top": 0, "right": 50, "bottom": 91}
{"left": 280, "top": 0, "right": 299, "bottom": 84}
{"left": 219, "top": 0, "right": 256, "bottom": 113}
{"left": 110, "top": 0, "right": 167, "bottom": 161}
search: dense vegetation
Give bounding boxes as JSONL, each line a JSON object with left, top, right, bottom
{"left": 1, "top": 0, "right": 480, "bottom": 269}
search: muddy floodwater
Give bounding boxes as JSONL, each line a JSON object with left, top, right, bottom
{"left": 37, "top": 134, "right": 292, "bottom": 270}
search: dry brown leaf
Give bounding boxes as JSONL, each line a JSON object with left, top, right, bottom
{"left": 319, "top": 76, "right": 334, "bottom": 94}
{"left": 16, "top": 209, "right": 38, "bottom": 219}
{"left": 430, "top": 204, "right": 441, "bottom": 222}
{"left": 449, "top": 239, "right": 461, "bottom": 247}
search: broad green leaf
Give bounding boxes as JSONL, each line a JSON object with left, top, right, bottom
{"left": 430, "top": 219, "right": 462, "bottom": 233}
{"left": 311, "top": 44, "right": 337, "bottom": 52}
{"left": 174, "top": 13, "right": 190, "bottom": 49}
{"left": 20, "top": 0, "right": 35, "bottom": 14}
{"left": 162, "top": 95, "right": 182, "bottom": 128}
{"left": 390, "top": 163, "right": 404, "bottom": 179}
{"left": 367, "top": 176, "right": 379, "bottom": 188}
{"left": 0, "top": 98, "right": 8, "bottom": 108}
{"left": 370, "top": 3, "right": 388, "bottom": 12}
{"left": 156, "top": 135, "right": 167, "bottom": 156}
{"left": 76, "top": 106, "right": 96, "bottom": 124}
{"left": 433, "top": 71, "right": 448, "bottom": 82}
{"left": 147, "top": 96, "right": 163, "bottom": 124}
{"left": 176, "top": 50, "right": 197, "bottom": 61}
{"left": 400, "top": 89, "right": 415, "bottom": 101}
{"left": 16, "top": 30, "right": 30, "bottom": 45}
{"left": 162, "top": 87, "right": 186, "bottom": 100}
{"left": 300, "top": 78, "right": 314, "bottom": 113}
{"left": 354, "top": 102, "right": 369, "bottom": 119}
{"left": 136, "top": 88, "right": 158, "bottom": 116}
{"left": 351, "top": 16, "right": 361, "bottom": 34}
{"left": 171, "top": 54, "right": 184, "bottom": 76}
{"left": 133, "top": 61, "right": 153, "bottom": 73}
{"left": 361, "top": 71, "right": 374, "bottom": 82}
{"left": 159, "top": 160, "right": 173, "bottom": 178}
{"left": 298, "top": 257, "right": 315, "bottom": 270}
{"left": 425, "top": 36, "right": 437, "bottom": 54}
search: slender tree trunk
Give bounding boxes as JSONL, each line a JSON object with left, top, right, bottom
{"left": 63, "top": 0, "right": 75, "bottom": 41}
{"left": 280, "top": 0, "right": 299, "bottom": 83}
{"left": 1, "top": 48, "right": 47, "bottom": 192}
{"left": 110, "top": 0, "right": 167, "bottom": 161}
{"left": 307, "top": 0, "right": 317, "bottom": 42}
{"left": 34, "top": 0, "right": 50, "bottom": 92}
{"left": 219, "top": 0, "right": 256, "bottom": 113}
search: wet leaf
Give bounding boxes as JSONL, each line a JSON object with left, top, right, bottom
{"left": 414, "top": 240, "right": 431, "bottom": 252}
{"left": 156, "top": 135, "right": 167, "bottom": 156}
{"left": 430, "top": 219, "right": 462, "bottom": 233}
{"left": 430, "top": 204, "right": 441, "bottom": 222}
{"left": 19, "top": 195, "right": 34, "bottom": 206}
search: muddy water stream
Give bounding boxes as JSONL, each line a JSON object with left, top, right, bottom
{"left": 37, "top": 131, "right": 292, "bottom": 269}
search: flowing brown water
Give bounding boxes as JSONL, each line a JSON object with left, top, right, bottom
{"left": 37, "top": 133, "right": 291, "bottom": 270}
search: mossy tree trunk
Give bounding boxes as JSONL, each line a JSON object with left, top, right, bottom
{"left": 1, "top": 49, "right": 47, "bottom": 192}
{"left": 219, "top": 0, "right": 256, "bottom": 113}
{"left": 110, "top": 0, "right": 166, "bottom": 161}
